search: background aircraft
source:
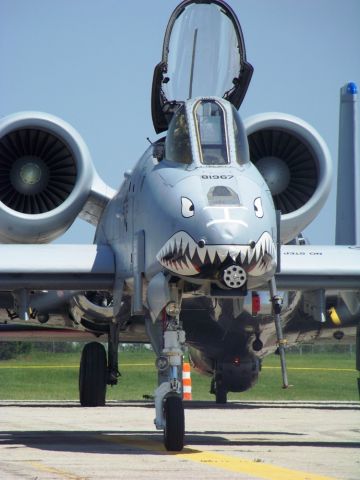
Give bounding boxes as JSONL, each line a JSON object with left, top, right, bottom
{"left": 0, "top": 0, "right": 359, "bottom": 452}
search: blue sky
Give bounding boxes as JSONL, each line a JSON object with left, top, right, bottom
{"left": 1, "top": 0, "right": 359, "bottom": 244}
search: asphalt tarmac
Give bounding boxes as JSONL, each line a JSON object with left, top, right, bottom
{"left": 0, "top": 400, "right": 359, "bottom": 480}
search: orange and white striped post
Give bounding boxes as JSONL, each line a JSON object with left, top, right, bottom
{"left": 182, "top": 362, "right": 192, "bottom": 400}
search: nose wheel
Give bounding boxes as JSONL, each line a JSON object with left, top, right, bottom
{"left": 163, "top": 395, "right": 185, "bottom": 451}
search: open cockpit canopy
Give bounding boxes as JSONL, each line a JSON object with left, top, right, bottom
{"left": 152, "top": 0, "right": 253, "bottom": 133}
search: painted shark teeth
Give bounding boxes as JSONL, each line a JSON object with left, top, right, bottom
{"left": 156, "top": 231, "right": 276, "bottom": 278}
{"left": 207, "top": 246, "right": 217, "bottom": 264}
{"left": 197, "top": 245, "right": 207, "bottom": 264}
{"left": 157, "top": 232, "right": 199, "bottom": 276}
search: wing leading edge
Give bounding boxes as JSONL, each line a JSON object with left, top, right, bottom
{"left": 0, "top": 244, "right": 115, "bottom": 290}
{"left": 276, "top": 245, "right": 360, "bottom": 290}
{"left": 0, "top": 244, "right": 359, "bottom": 291}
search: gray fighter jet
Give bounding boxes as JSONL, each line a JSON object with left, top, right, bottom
{"left": 0, "top": 0, "right": 359, "bottom": 451}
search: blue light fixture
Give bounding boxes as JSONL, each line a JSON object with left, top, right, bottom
{"left": 347, "top": 82, "right": 358, "bottom": 94}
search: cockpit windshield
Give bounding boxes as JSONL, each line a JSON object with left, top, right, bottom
{"left": 164, "top": 99, "right": 249, "bottom": 168}
{"left": 165, "top": 106, "right": 192, "bottom": 165}
{"left": 194, "top": 100, "right": 229, "bottom": 165}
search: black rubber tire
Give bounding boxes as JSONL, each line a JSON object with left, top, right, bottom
{"left": 163, "top": 395, "right": 185, "bottom": 451}
{"left": 79, "top": 342, "right": 107, "bottom": 407}
{"left": 215, "top": 386, "right": 227, "bottom": 404}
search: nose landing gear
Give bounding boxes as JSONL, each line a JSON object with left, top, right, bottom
{"left": 154, "top": 299, "right": 186, "bottom": 451}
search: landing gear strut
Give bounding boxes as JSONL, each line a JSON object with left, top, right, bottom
{"left": 210, "top": 376, "right": 227, "bottom": 404}
{"left": 107, "top": 321, "right": 121, "bottom": 386}
{"left": 154, "top": 297, "right": 186, "bottom": 451}
{"left": 269, "top": 277, "right": 289, "bottom": 388}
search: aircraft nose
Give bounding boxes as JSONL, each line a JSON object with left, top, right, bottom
{"left": 206, "top": 221, "right": 248, "bottom": 244}
{"left": 155, "top": 179, "right": 277, "bottom": 286}
{"left": 203, "top": 204, "right": 251, "bottom": 245}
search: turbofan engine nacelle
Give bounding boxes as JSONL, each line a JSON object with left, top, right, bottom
{"left": 245, "top": 113, "right": 332, "bottom": 244}
{"left": 0, "top": 112, "right": 95, "bottom": 243}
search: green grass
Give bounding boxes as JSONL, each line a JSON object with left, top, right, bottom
{"left": 0, "top": 349, "right": 157, "bottom": 401}
{"left": 190, "top": 352, "right": 359, "bottom": 402}
{"left": 0, "top": 348, "right": 358, "bottom": 401}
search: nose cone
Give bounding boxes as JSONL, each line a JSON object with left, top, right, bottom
{"left": 208, "top": 221, "right": 248, "bottom": 244}
{"left": 203, "top": 208, "right": 252, "bottom": 245}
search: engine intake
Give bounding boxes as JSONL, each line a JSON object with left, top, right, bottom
{"left": 0, "top": 112, "right": 94, "bottom": 243}
{"left": 0, "top": 128, "right": 77, "bottom": 214}
{"left": 245, "top": 113, "right": 332, "bottom": 243}
{"left": 248, "top": 128, "right": 318, "bottom": 214}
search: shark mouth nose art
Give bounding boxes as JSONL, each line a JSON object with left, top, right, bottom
{"left": 156, "top": 231, "right": 276, "bottom": 279}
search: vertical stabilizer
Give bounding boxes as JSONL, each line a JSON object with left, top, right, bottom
{"left": 335, "top": 82, "right": 359, "bottom": 245}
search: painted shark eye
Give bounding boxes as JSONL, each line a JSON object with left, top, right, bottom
{"left": 254, "top": 197, "right": 264, "bottom": 218}
{"left": 181, "top": 197, "right": 195, "bottom": 218}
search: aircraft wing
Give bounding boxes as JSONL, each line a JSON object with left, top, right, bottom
{"left": 276, "top": 245, "right": 360, "bottom": 290}
{"left": 1, "top": 244, "right": 359, "bottom": 292}
{"left": 0, "top": 244, "right": 115, "bottom": 291}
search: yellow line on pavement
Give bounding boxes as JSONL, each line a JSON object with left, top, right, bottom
{"left": 176, "top": 449, "right": 336, "bottom": 480}
{"left": 99, "top": 434, "right": 337, "bottom": 480}
{"left": 0, "top": 363, "right": 153, "bottom": 369}
{"left": 26, "top": 460, "right": 84, "bottom": 480}
{"left": 0, "top": 365, "right": 78, "bottom": 369}
{"left": 0, "top": 364, "right": 355, "bottom": 372}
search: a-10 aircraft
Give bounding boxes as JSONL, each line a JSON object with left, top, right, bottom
{"left": 0, "top": 0, "right": 359, "bottom": 451}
